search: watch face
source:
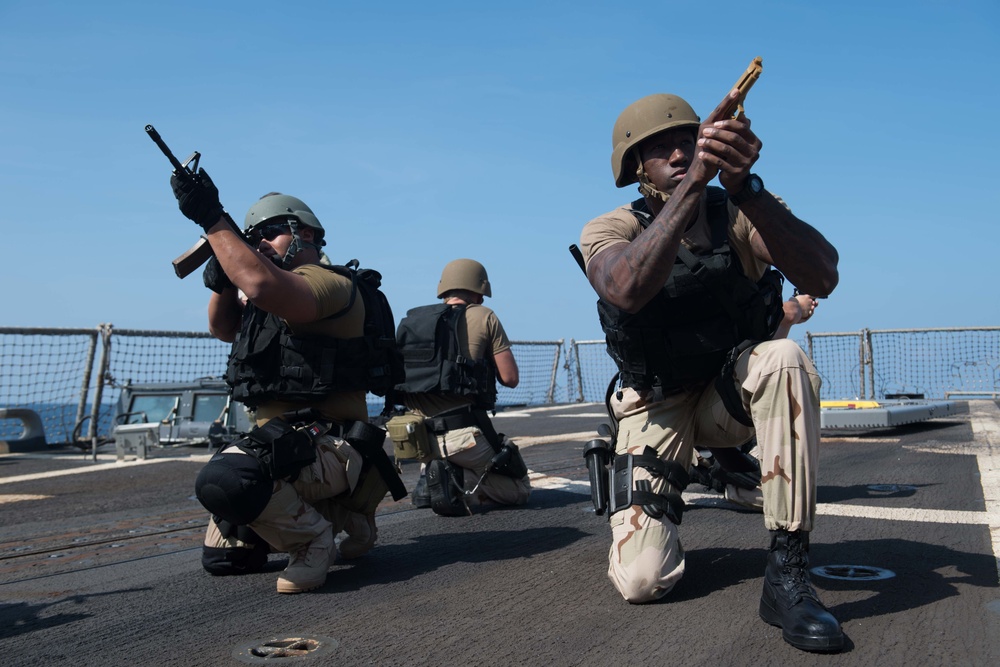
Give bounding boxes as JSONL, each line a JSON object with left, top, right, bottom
{"left": 749, "top": 175, "right": 763, "bottom": 194}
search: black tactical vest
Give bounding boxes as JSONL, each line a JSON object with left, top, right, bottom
{"left": 598, "top": 187, "right": 784, "bottom": 394}
{"left": 226, "top": 265, "right": 395, "bottom": 408}
{"left": 394, "top": 303, "right": 498, "bottom": 409}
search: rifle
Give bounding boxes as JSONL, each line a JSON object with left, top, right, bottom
{"left": 144, "top": 124, "right": 246, "bottom": 279}
{"left": 706, "top": 56, "right": 763, "bottom": 124}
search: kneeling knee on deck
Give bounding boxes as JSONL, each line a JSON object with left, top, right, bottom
{"left": 607, "top": 517, "right": 685, "bottom": 603}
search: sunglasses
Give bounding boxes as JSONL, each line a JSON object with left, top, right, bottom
{"left": 249, "top": 220, "right": 292, "bottom": 243}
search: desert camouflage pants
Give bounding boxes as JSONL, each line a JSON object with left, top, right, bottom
{"left": 434, "top": 426, "right": 532, "bottom": 506}
{"left": 204, "top": 434, "right": 371, "bottom": 554}
{"left": 606, "top": 338, "right": 821, "bottom": 603}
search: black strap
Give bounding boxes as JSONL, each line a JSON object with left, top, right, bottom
{"left": 569, "top": 244, "right": 587, "bottom": 277}
{"left": 603, "top": 371, "right": 621, "bottom": 446}
{"left": 704, "top": 186, "right": 730, "bottom": 247}
{"left": 425, "top": 405, "right": 503, "bottom": 453}
{"left": 326, "top": 259, "right": 360, "bottom": 320}
{"left": 630, "top": 187, "right": 727, "bottom": 234}
{"left": 632, "top": 483, "right": 685, "bottom": 525}
{"left": 344, "top": 421, "right": 408, "bottom": 501}
{"left": 616, "top": 452, "right": 690, "bottom": 491}
{"left": 471, "top": 410, "right": 504, "bottom": 453}
{"left": 714, "top": 340, "right": 755, "bottom": 427}
{"left": 425, "top": 407, "right": 478, "bottom": 433}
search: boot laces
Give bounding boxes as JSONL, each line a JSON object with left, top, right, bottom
{"left": 288, "top": 540, "right": 324, "bottom": 568}
{"left": 781, "top": 550, "right": 820, "bottom": 605}
{"left": 288, "top": 546, "right": 310, "bottom": 567}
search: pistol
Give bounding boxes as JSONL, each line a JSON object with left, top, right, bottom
{"left": 145, "top": 124, "right": 246, "bottom": 279}
{"left": 707, "top": 56, "right": 763, "bottom": 123}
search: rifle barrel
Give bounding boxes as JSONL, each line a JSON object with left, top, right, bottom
{"left": 144, "top": 124, "right": 186, "bottom": 174}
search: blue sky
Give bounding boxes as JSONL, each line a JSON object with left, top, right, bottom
{"left": 1, "top": 0, "right": 997, "bottom": 343}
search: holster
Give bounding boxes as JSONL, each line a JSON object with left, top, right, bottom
{"left": 239, "top": 416, "right": 318, "bottom": 482}
{"left": 488, "top": 441, "right": 528, "bottom": 479}
{"left": 343, "top": 420, "right": 408, "bottom": 506}
{"left": 608, "top": 446, "right": 689, "bottom": 525}
{"left": 583, "top": 438, "right": 613, "bottom": 515}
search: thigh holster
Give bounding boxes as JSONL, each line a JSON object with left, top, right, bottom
{"left": 583, "top": 438, "right": 613, "bottom": 515}
{"left": 342, "top": 420, "right": 408, "bottom": 511}
{"left": 238, "top": 416, "right": 318, "bottom": 482}
{"left": 609, "top": 446, "right": 689, "bottom": 525}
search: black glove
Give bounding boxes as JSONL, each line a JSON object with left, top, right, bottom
{"left": 170, "top": 168, "right": 224, "bottom": 232}
{"left": 202, "top": 255, "right": 234, "bottom": 294}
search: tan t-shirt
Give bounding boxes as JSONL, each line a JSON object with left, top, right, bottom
{"left": 402, "top": 303, "right": 511, "bottom": 418}
{"left": 253, "top": 263, "right": 368, "bottom": 425}
{"left": 580, "top": 192, "right": 785, "bottom": 414}
{"left": 579, "top": 194, "right": 771, "bottom": 282}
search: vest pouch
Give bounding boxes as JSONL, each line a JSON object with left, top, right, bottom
{"left": 489, "top": 442, "right": 528, "bottom": 479}
{"left": 386, "top": 413, "right": 433, "bottom": 460}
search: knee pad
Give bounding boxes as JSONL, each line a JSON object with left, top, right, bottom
{"left": 202, "top": 542, "right": 269, "bottom": 575}
{"left": 201, "top": 521, "right": 270, "bottom": 576}
{"left": 195, "top": 452, "right": 273, "bottom": 526}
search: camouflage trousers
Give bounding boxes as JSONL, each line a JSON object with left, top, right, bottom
{"left": 433, "top": 425, "right": 532, "bottom": 507}
{"left": 606, "top": 338, "right": 821, "bottom": 603}
{"left": 204, "top": 433, "right": 377, "bottom": 555}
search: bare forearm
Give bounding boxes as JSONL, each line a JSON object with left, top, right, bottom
{"left": 202, "top": 222, "right": 317, "bottom": 322}
{"left": 742, "top": 193, "right": 839, "bottom": 297}
{"left": 208, "top": 290, "right": 242, "bottom": 342}
{"left": 493, "top": 349, "right": 519, "bottom": 388}
{"left": 592, "top": 181, "right": 704, "bottom": 312}
{"left": 203, "top": 223, "right": 281, "bottom": 301}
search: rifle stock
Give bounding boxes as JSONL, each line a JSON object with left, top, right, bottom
{"left": 173, "top": 236, "right": 214, "bottom": 279}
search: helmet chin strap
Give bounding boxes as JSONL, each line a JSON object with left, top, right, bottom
{"left": 632, "top": 148, "right": 670, "bottom": 203}
{"left": 279, "top": 223, "right": 322, "bottom": 270}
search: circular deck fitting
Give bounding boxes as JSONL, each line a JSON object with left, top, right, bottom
{"left": 867, "top": 484, "right": 917, "bottom": 494}
{"left": 812, "top": 564, "right": 895, "bottom": 581}
{"left": 233, "top": 635, "right": 339, "bottom": 663}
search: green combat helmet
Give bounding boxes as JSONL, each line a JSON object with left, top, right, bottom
{"left": 437, "top": 259, "right": 492, "bottom": 299}
{"left": 243, "top": 193, "right": 325, "bottom": 268}
{"left": 244, "top": 193, "right": 325, "bottom": 243}
{"left": 611, "top": 94, "right": 701, "bottom": 200}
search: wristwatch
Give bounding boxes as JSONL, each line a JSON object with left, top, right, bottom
{"left": 729, "top": 173, "right": 764, "bottom": 206}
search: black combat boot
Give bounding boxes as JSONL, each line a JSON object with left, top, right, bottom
{"left": 412, "top": 474, "right": 431, "bottom": 508}
{"left": 426, "top": 460, "right": 469, "bottom": 517}
{"left": 759, "top": 530, "right": 844, "bottom": 652}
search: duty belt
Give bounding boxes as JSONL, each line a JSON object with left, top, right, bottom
{"left": 425, "top": 405, "right": 503, "bottom": 453}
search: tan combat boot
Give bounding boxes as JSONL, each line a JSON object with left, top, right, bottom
{"left": 337, "top": 511, "right": 378, "bottom": 560}
{"left": 276, "top": 526, "right": 334, "bottom": 594}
